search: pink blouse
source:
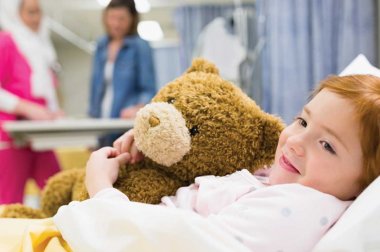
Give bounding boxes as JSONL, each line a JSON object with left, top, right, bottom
{"left": 0, "top": 32, "right": 46, "bottom": 143}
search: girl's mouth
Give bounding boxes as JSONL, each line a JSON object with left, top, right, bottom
{"left": 279, "top": 155, "right": 300, "bottom": 174}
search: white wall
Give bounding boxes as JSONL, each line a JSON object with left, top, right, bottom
{"left": 54, "top": 37, "right": 92, "bottom": 117}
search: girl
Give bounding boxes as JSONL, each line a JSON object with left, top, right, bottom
{"left": 54, "top": 75, "right": 380, "bottom": 252}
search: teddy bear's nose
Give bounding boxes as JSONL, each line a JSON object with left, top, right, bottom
{"left": 149, "top": 115, "right": 160, "bottom": 127}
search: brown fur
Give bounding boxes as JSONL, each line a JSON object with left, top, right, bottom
{"left": 1, "top": 58, "right": 284, "bottom": 219}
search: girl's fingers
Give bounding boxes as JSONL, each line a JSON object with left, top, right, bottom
{"left": 121, "top": 130, "right": 134, "bottom": 153}
{"left": 130, "top": 144, "right": 143, "bottom": 163}
{"left": 113, "top": 138, "right": 122, "bottom": 153}
{"left": 95, "top": 147, "right": 119, "bottom": 158}
{"left": 115, "top": 153, "right": 131, "bottom": 165}
{"left": 113, "top": 129, "right": 134, "bottom": 154}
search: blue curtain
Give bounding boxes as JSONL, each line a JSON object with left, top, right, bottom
{"left": 173, "top": 4, "right": 255, "bottom": 72}
{"left": 256, "top": 0, "right": 377, "bottom": 123}
{"left": 173, "top": 1, "right": 377, "bottom": 123}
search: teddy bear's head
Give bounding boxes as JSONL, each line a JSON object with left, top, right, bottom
{"left": 134, "top": 58, "right": 285, "bottom": 182}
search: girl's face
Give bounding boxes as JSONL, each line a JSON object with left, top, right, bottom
{"left": 19, "top": 0, "right": 42, "bottom": 32}
{"left": 269, "top": 89, "right": 363, "bottom": 200}
{"left": 104, "top": 7, "right": 133, "bottom": 40}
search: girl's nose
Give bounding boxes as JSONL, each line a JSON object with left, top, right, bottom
{"left": 287, "top": 135, "right": 305, "bottom": 157}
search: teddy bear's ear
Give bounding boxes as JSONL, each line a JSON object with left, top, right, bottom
{"left": 186, "top": 58, "right": 219, "bottom": 75}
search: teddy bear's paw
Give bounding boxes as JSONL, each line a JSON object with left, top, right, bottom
{"left": 0, "top": 204, "right": 47, "bottom": 219}
{"left": 40, "top": 168, "right": 85, "bottom": 217}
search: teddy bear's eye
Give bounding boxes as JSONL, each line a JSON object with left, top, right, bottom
{"left": 167, "top": 97, "right": 176, "bottom": 104}
{"left": 189, "top": 126, "right": 199, "bottom": 136}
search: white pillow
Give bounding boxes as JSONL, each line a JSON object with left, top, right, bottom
{"left": 339, "top": 54, "right": 380, "bottom": 77}
{"left": 312, "top": 176, "right": 380, "bottom": 252}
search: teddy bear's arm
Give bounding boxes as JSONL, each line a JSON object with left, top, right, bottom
{"left": 40, "top": 168, "right": 86, "bottom": 217}
{"left": 114, "top": 168, "right": 184, "bottom": 204}
{"left": 0, "top": 203, "right": 47, "bottom": 219}
{"left": 0, "top": 169, "right": 85, "bottom": 219}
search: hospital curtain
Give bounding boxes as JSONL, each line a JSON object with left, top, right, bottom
{"left": 173, "top": 4, "right": 259, "bottom": 101}
{"left": 256, "top": 0, "right": 377, "bottom": 123}
{"left": 173, "top": 0, "right": 377, "bottom": 124}
{"left": 173, "top": 4, "right": 255, "bottom": 72}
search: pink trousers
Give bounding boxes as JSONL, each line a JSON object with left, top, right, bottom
{"left": 0, "top": 147, "right": 60, "bottom": 204}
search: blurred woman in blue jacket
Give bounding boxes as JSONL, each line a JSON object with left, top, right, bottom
{"left": 89, "top": 0, "right": 156, "bottom": 147}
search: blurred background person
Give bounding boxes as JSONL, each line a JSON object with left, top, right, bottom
{"left": 88, "top": 0, "right": 156, "bottom": 147}
{"left": 0, "top": 0, "right": 62, "bottom": 204}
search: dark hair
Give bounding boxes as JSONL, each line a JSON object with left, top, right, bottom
{"left": 104, "top": 0, "right": 139, "bottom": 36}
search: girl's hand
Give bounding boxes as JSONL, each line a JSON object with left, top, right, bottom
{"left": 85, "top": 147, "right": 131, "bottom": 198}
{"left": 113, "top": 129, "right": 144, "bottom": 164}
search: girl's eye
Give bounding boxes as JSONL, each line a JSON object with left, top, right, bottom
{"left": 320, "top": 141, "right": 336, "bottom": 155}
{"left": 296, "top": 117, "right": 307, "bottom": 127}
{"left": 167, "top": 97, "right": 176, "bottom": 104}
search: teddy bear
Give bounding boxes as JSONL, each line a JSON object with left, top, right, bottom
{"left": 0, "top": 58, "right": 284, "bottom": 219}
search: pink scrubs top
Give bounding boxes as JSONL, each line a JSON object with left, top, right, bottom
{"left": 0, "top": 32, "right": 60, "bottom": 204}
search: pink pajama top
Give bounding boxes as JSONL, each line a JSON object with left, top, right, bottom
{"left": 54, "top": 169, "right": 351, "bottom": 252}
{"left": 0, "top": 32, "right": 47, "bottom": 144}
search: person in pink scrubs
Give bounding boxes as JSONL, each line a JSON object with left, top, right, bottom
{"left": 0, "top": 0, "right": 62, "bottom": 204}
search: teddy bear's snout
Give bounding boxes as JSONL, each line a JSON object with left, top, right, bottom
{"left": 134, "top": 102, "right": 192, "bottom": 166}
{"left": 148, "top": 115, "right": 160, "bottom": 127}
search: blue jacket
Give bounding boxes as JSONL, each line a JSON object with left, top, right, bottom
{"left": 89, "top": 35, "right": 156, "bottom": 118}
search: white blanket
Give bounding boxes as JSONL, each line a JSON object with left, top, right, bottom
{"left": 53, "top": 170, "right": 349, "bottom": 252}
{"left": 53, "top": 189, "right": 250, "bottom": 252}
